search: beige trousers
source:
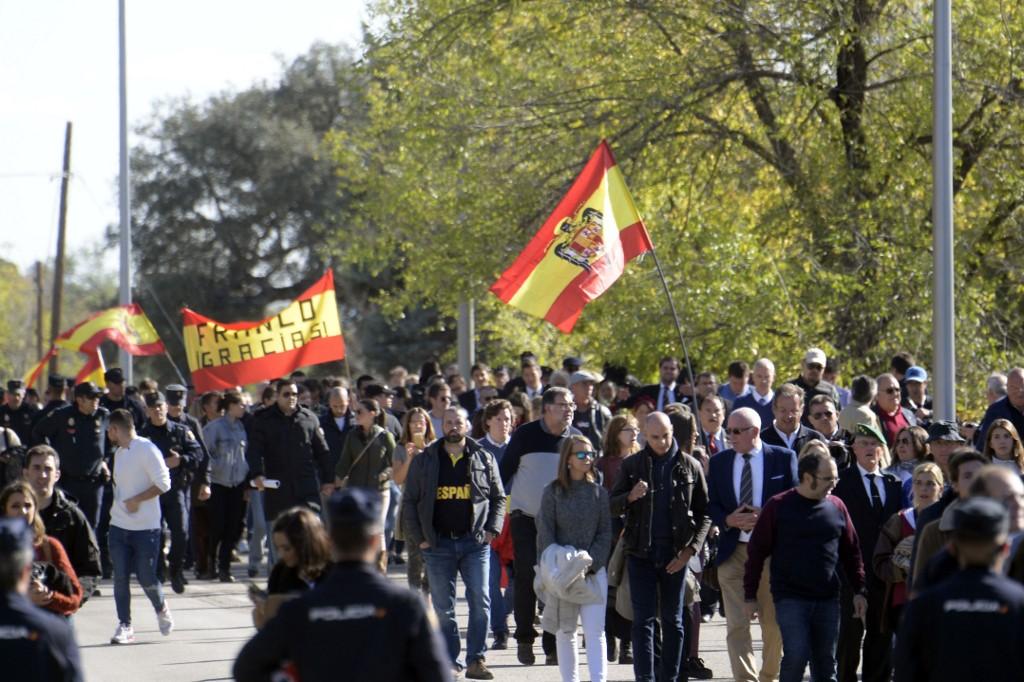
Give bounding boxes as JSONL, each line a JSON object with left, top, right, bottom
{"left": 718, "top": 543, "right": 782, "bottom": 682}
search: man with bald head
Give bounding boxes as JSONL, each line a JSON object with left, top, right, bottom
{"left": 610, "top": 412, "right": 710, "bottom": 682}
{"left": 976, "top": 368, "right": 1024, "bottom": 449}
{"left": 707, "top": 407, "right": 798, "bottom": 682}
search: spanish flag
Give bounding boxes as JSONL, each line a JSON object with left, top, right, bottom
{"left": 55, "top": 304, "right": 165, "bottom": 355}
{"left": 490, "top": 140, "right": 653, "bottom": 332}
{"left": 74, "top": 349, "right": 107, "bottom": 388}
{"left": 182, "top": 271, "right": 346, "bottom": 393}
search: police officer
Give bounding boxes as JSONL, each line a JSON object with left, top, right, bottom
{"left": 99, "top": 368, "right": 146, "bottom": 428}
{"left": 34, "top": 375, "right": 71, "bottom": 424}
{"left": 139, "top": 391, "right": 203, "bottom": 594}
{"left": 247, "top": 378, "right": 333, "bottom": 524}
{"left": 895, "top": 497, "right": 1024, "bottom": 682}
{"left": 165, "top": 384, "right": 213, "bottom": 579}
{"left": 0, "top": 516, "right": 83, "bottom": 680}
{"left": 233, "top": 488, "right": 451, "bottom": 682}
{"left": 0, "top": 380, "right": 38, "bottom": 444}
{"left": 31, "top": 382, "right": 110, "bottom": 531}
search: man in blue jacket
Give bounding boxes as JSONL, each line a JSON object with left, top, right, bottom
{"left": 707, "top": 407, "right": 797, "bottom": 682}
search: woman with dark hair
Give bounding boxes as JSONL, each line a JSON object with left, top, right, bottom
{"left": 418, "top": 360, "right": 443, "bottom": 386}
{"left": 335, "top": 398, "right": 395, "bottom": 572}
{"left": 597, "top": 414, "right": 639, "bottom": 664}
{"left": 983, "top": 418, "right": 1024, "bottom": 475}
{"left": 393, "top": 407, "right": 435, "bottom": 594}
{"left": 202, "top": 390, "right": 250, "bottom": 582}
{"left": 887, "top": 425, "right": 930, "bottom": 483}
{"left": 506, "top": 391, "right": 533, "bottom": 429}
{"left": 537, "top": 434, "right": 613, "bottom": 682}
{"left": 250, "top": 507, "right": 332, "bottom": 629}
{"left": 1, "top": 481, "right": 83, "bottom": 616}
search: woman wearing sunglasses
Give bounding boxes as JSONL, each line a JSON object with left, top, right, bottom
{"left": 537, "top": 434, "right": 613, "bottom": 682}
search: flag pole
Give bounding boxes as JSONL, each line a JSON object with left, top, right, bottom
{"left": 162, "top": 349, "right": 189, "bottom": 386}
{"left": 647, "top": 243, "right": 704, "bottom": 439}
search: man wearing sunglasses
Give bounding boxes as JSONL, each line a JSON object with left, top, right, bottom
{"left": 787, "top": 348, "right": 840, "bottom": 425}
{"left": 707, "top": 407, "right": 798, "bottom": 682}
{"left": 871, "top": 374, "right": 917, "bottom": 448}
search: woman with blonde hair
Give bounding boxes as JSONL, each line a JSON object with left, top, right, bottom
{"left": 392, "top": 406, "right": 435, "bottom": 592}
{"left": 537, "top": 434, "right": 613, "bottom": 682}
{"left": 0, "top": 481, "right": 83, "bottom": 616}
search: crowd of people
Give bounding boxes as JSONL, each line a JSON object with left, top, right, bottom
{"left": 1, "top": 348, "right": 1024, "bottom": 681}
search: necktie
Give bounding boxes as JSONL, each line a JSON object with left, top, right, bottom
{"left": 708, "top": 435, "right": 719, "bottom": 455}
{"left": 740, "top": 454, "right": 754, "bottom": 507}
{"left": 866, "top": 473, "right": 883, "bottom": 511}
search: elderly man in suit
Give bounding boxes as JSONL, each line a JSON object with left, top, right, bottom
{"left": 762, "top": 384, "right": 828, "bottom": 456}
{"left": 833, "top": 423, "right": 903, "bottom": 682}
{"left": 707, "top": 407, "right": 798, "bottom": 682}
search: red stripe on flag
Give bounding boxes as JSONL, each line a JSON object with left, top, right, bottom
{"left": 490, "top": 142, "right": 616, "bottom": 302}
{"left": 188, "top": 335, "right": 345, "bottom": 393}
{"left": 543, "top": 221, "right": 652, "bottom": 332}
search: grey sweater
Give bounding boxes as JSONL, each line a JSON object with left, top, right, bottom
{"left": 537, "top": 479, "right": 613, "bottom": 572}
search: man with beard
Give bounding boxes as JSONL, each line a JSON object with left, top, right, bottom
{"left": 402, "top": 406, "right": 505, "bottom": 680}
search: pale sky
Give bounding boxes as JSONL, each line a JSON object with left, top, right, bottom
{"left": 0, "top": 0, "right": 366, "bottom": 273}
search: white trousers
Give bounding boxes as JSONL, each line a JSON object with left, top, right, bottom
{"left": 555, "top": 568, "right": 608, "bottom": 682}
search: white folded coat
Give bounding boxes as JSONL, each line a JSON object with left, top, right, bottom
{"left": 534, "top": 543, "right": 605, "bottom": 635}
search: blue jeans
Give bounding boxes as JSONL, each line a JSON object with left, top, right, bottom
{"left": 628, "top": 546, "right": 688, "bottom": 682}
{"left": 774, "top": 596, "right": 840, "bottom": 682}
{"left": 489, "top": 547, "right": 513, "bottom": 635}
{"left": 385, "top": 482, "right": 401, "bottom": 551}
{"left": 247, "top": 490, "right": 273, "bottom": 569}
{"left": 109, "top": 526, "right": 165, "bottom": 625}
{"left": 423, "top": 535, "right": 491, "bottom": 667}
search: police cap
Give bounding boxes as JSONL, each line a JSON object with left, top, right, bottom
{"left": 953, "top": 497, "right": 1009, "bottom": 541}
{"left": 165, "top": 384, "right": 187, "bottom": 406}
{"left": 6, "top": 380, "right": 25, "bottom": 393}
{"left": 73, "top": 382, "right": 103, "bottom": 399}
{"left": 927, "top": 419, "right": 966, "bottom": 444}
{"left": 363, "top": 383, "right": 394, "bottom": 399}
{"left": 65, "top": 378, "right": 76, "bottom": 390}
{"left": 105, "top": 367, "right": 125, "bottom": 384}
{"left": 0, "top": 517, "right": 34, "bottom": 555}
{"left": 327, "top": 488, "right": 383, "bottom": 534}
{"left": 144, "top": 391, "right": 167, "bottom": 408}
{"left": 47, "top": 375, "right": 65, "bottom": 390}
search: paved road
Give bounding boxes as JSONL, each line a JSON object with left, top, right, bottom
{"left": 75, "top": 561, "right": 760, "bottom": 681}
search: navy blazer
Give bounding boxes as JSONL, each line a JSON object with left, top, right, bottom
{"left": 833, "top": 465, "right": 903, "bottom": 586}
{"left": 707, "top": 443, "right": 798, "bottom": 565}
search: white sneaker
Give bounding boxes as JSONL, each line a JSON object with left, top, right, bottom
{"left": 157, "top": 605, "right": 174, "bottom": 636}
{"left": 110, "top": 622, "right": 135, "bottom": 644}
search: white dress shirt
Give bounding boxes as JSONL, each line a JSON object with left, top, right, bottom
{"left": 732, "top": 444, "right": 765, "bottom": 542}
{"left": 857, "top": 463, "right": 887, "bottom": 506}
{"left": 752, "top": 389, "right": 774, "bottom": 406}
{"left": 658, "top": 382, "right": 677, "bottom": 411}
{"left": 773, "top": 424, "right": 800, "bottom": 450}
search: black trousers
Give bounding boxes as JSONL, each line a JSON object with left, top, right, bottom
{"left": 837, "top": 582, "right": 892, "bottom": 682}
{"left": 510, "top": 512, "right": 556, "bottom": 655}
{"left": 160, "top": 487, "right": 190, "bottom": 574}
{"left": 207, "top": 483, "right": 247, "bottom": 573}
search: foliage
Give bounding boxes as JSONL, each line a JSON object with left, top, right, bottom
{"left": 336, "top": 0, "right": 1024, "bottom": 413}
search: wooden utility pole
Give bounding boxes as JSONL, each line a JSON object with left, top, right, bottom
{"left": 48, "top": 122, "right": 72, "bottom": 376}
{"left": 35, "top": 262, "right": 45, "bottom": 392}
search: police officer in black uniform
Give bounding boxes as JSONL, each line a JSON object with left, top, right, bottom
{"left": 99, "top": 368, "right": 146, "bottom": 428}
{"left": 0, "top": 516, "right": 83, "bottom": 681}
{"left": 1, "top": 380, "right": 38, "bottom": 444}
{"left": 896, "top": 497, "right": 1024, "bottom": 682}
{"left": 34, "top": 375, "right": 71, "bottom": 425}
{"left": 139, "top": 391, "right": 204, "bottom": 594}
{"left": 247, "top": 378, "right": 333, "bottom": 524}
{"left": 233, "top": 487, "right": 451, "bottom": 682}
{"left": 165, "top": 384, "right": 213, "bottom": 579}
{"left": 31, "top": 382, "right": 109, "bottom": 532}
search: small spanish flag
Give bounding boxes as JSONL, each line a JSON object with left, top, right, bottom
{"left": 490, "top": 140, "right": 653, "bottom": 332}
{"left": 55, "top": 304, "right": 165, "bottom": 356}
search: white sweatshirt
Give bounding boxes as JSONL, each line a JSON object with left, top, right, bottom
{"left": 110, "top": 436, "right": 171, "bottom": 531}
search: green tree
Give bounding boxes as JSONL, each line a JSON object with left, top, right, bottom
{"left": 335, "top": 0, "right": 1024, "bottom": 411}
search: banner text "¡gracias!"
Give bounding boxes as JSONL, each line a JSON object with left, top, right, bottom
{"left": 190, "top": 297, "right": 339, "bottom": 369}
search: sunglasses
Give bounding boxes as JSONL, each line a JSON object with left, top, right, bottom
{"left": 726, "top": 426, "right": 756, "bottom": 436}
{"left": 280, "top": 391, "right": 297, "bottom": 397}
{"left": 810, "top": 411, "right": 834, "bottom": 419}
{"left": 883, "top": 387, "right": 900, "bottom": 394}
{"left": 574, "top": 451, "right": 597, "bottom": 461}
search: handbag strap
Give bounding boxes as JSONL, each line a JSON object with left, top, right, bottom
{"left": 342, "top": 429, "right": 383, "bottom": 480}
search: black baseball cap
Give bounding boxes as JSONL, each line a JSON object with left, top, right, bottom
{"left": 47, "top": 375, "right": 65, "bottom": 390}
{"left": 327, "top": 488, "right": 383, "bottom": 534}
{"left": 364, "top": 383, "right": 395, "bottom": 398}
{"left": 104, "top": 367, "right": 125, "bottom": 384}
{"left": 953, "top": 497, "right": 1009, "bottom": 541}
{"left": 144, "top": 391, "right": 167, "bottom": 408}
{"left": 73, "top": 382, "right": 102, "bottom": 399}
{"left": 927, "top": 420, "right": 966, "bottom": 444}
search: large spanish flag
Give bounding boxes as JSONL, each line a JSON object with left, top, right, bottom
{"left": 490, "top": 140, "right": 653, "bottom": 332}
{"left": 182, "top": 271, "right": 345, "bottom": 392}
{"left": 55, "top": 304, "right": 165, "bottom": 355}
